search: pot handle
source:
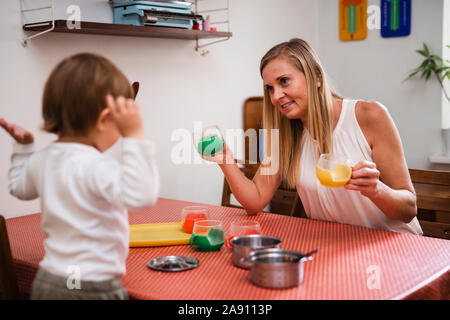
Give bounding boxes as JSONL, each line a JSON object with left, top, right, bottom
{"left": 302, "top": 249, "right": 318, "bottom": 262}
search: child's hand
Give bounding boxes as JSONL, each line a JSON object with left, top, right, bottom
{"left": 0, "top": 118, "right": 34, "bottom": 144}
{"left": 106, "top": 95, "right": 144, "bottom": 140}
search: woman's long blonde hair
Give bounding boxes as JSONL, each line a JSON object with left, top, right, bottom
{"left": 259, "top": 38, "right": 342, "bottom": 188}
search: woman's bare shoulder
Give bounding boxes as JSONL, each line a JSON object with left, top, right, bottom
{"left": 355, "top": 100, "right": 393, "bottom": 147}
{"left": 355, "top": 100, "right": 390, "bottom": 122}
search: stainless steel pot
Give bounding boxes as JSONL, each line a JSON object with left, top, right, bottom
{"left": 230, "top": 235, "right": 282, "bottom": 269}
{"left": 244, "top": 248, "right": 317, "bottom": 289}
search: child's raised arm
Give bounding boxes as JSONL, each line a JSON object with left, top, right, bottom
{"left": 0, "top": 118, "right": 38, "bottom": 200}
{"left": 0, "top": 118, "right": 34, "bottom": 144}
{"left": 84, "top": 96, "right": 159, "bottom": 211}
{"left": 106, "top": 95, "right": 144, "bottom": 141}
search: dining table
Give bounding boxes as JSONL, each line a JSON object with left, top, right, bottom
{"left": 5, "top": 197, "right": 450, "bottom": 300}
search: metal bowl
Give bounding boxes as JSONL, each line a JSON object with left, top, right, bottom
{"left": 245, "top": 248, "right": 317, "bottom": 289}
{"left": 230, "top": 234, "right": 282, "bottom": 269}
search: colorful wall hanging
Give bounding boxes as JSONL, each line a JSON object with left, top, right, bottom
{"left": 339, "top": 0, "right": 368, "bottom": 41}
{"left": 381, "top": 0, "right": 411, "bottom": 37}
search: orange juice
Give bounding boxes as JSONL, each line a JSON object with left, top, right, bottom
{"left": 316, "top": 164, "right": 352, "bottom": 187}
{"left": 225, "top": 228, "right": 261, "bottom": 248}
{"left": 182, "top": 213, "right": 207, "bottom": 233}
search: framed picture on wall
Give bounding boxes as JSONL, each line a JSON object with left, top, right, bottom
{"left": 381, "top": 0, "right": 412, "bottom": 38}
{"left": 339, "top": 0, "right": 368, "bottom": 41}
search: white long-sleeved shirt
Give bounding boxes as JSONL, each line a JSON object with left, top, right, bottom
{"left": 8, "top": 138, "right": 160, "bottom": 281}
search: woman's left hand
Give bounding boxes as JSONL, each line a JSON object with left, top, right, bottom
{"left": 344, "top": 160, "right": 381, "bottom": 198}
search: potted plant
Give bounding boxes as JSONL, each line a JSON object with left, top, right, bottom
{"left": 404, "top": 43, "right": 450, "bottom": 156}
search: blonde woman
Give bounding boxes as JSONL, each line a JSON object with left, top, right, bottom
{"left": 206, "top": 38, "right": 422, "bottom": 235}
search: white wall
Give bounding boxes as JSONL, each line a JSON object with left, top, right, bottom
{"left": 317, "top": 0, "right": 449, "bottom": 170}
{"left": 0, "top": 0, "right": 318, "bottom": 218}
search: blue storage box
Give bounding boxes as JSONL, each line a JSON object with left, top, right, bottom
{"left": 111, "top": 1, "right": 200, "bottom": 29}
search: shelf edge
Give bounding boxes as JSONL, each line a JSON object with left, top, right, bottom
{"left": 23, "top": 20, "right": 232, "bottom": 41}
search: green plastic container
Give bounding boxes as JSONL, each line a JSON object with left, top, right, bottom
{"left": 189, "top": 229, "right": 225, "bottom": 252}
{"left": 198, "top": 134, "right": 224, "bottom": 157}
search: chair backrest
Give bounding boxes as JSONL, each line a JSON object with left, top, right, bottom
{"left": 221, "top": 170, "right": 306, "bottom": 217}
{"left": 221, "top": 163, "right": 260, "bottom": 209}
{"left": 243, "top": 97, "right": 263, "bottom": 164}
{"left": 409, "top": 169, "right": 450, "bottom": 239}
{"left": 409, "top": 169, "right": 450, "bottom": 186}
{"left": 0, "top": 215, "right": 20, "bottom": 300}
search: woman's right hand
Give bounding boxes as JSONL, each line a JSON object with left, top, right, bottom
{"left": 201, "top": 142, "right": 235, "bottom": 166}
{"left": 0, "top": 118, "right": 34, "bottom": 144}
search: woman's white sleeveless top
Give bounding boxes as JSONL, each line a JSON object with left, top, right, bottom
{"left": 296, "top": 99, "right": 423, "bottom": 235}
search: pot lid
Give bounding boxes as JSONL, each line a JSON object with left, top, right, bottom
{"left": 147, "top": 255, "right": 199, "bottom": 272}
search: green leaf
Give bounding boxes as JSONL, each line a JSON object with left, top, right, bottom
{"left": 419, "top": 58, "right": 430, "bottom": 68}
{"left": 425, "top": 69, "right": 432, "bottom": 80}
{"left": 430, "top": 54, "right": 443, "bottom": 62}
{"left": 416, "top": 49, "right": 428, "bottom": 57}
{"left": 442, "top": 70, "right": 450, "bottom": 81}
{"left": 405, "top": 70, "right": 420, "bottom": 80}
{"left": 423, "top": 43, "right": 430, "bottom": 56}
{"left": 429, "top": 59, "right": 437, "bottom": 68}
{"left": 436, "top": 66, "right": 449, "bottom": 74}
{"left": 419, "top": 70, "right": 426, "bottom": 79}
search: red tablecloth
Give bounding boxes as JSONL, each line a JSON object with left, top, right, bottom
{"left": 6, "top": 198, "right": 450, "bottom": 300}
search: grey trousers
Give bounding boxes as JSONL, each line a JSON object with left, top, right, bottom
{"left": 30, "top": 267, "right": 129, "bottom": 300}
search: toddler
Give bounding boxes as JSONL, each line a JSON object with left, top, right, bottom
{"left": 0, "top": 53, "right": 160, "bottom": 299}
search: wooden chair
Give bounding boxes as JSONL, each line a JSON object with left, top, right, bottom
{"left": 409, "top": 169, "right": 450, "bottom": 239}
{"left": 270, "top": 180, "right": 306, "bottom": 218}
{"left": 221, "top": 97, "right": 306, "bottom": 218}
{"left": 0, "top": 215, "right": 20, "bottom": 300}
{"left": 220, "top": 162, "right": 306, "bottom": 217}
{"left": 221, "top": 162, "right": 259, "bottom": 210}
{"left": 243, "top": 96, "right": 264, "bottom": 164}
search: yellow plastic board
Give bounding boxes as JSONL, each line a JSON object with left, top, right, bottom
{"left": 339, "top": 0, "right": 367, "bottom": 41}
{"left": 129, "top": 222, "right": 191, "bottom": 247}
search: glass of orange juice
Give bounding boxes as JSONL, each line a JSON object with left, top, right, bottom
{"left": 224, "top": 220, "right": 261, "bottom": 248}
{"left": 316, "top": 153, "right": 352, "bottom": 187}
{"left": 181, "top": 206, "right": 208, "bottom": 233}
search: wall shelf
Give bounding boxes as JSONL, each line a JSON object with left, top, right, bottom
{"left": 23, "top": 20, "right": 232, "bottom": 41}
